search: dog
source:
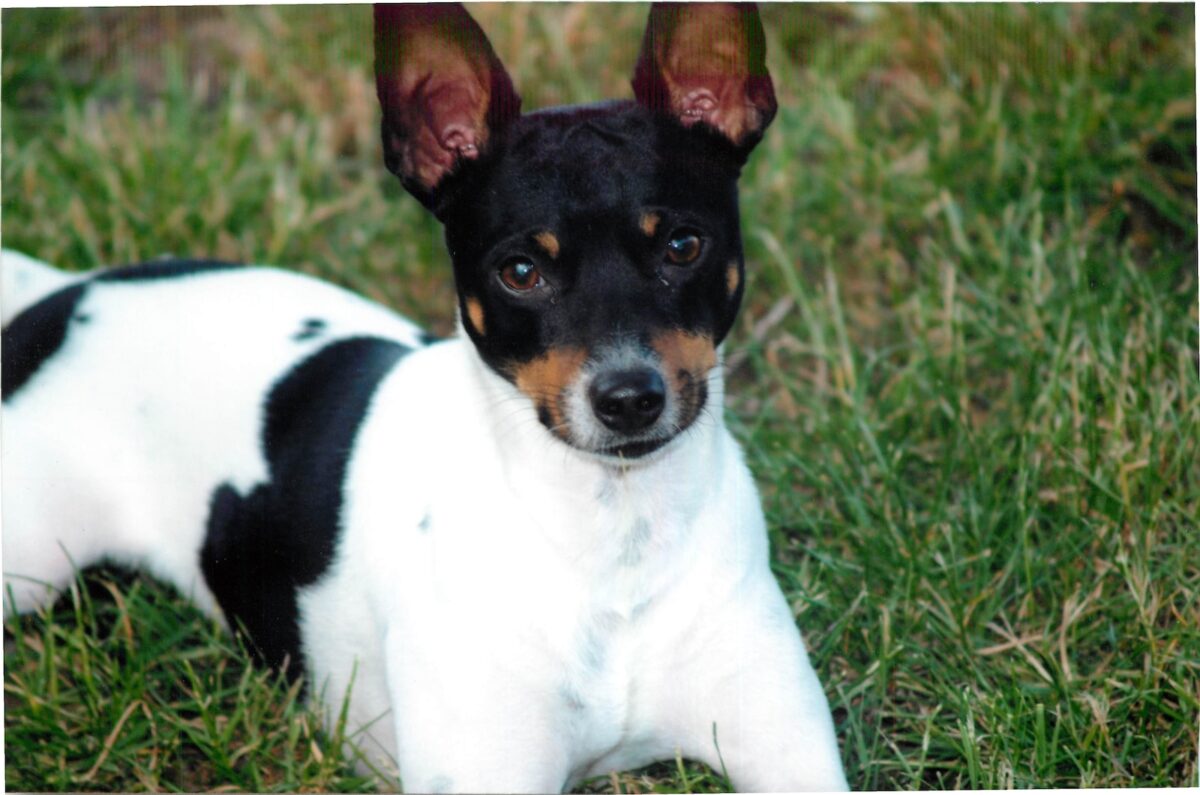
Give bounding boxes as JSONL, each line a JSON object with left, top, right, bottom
{"left": 1, "top": 4, "right": 848, "bottom": 791}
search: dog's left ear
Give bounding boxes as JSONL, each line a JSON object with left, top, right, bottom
{"left": 375, "top": 3, "right": 521, "bottom": 210}
{"left": 632, "top": 2, "right": 777, "bottom": 154}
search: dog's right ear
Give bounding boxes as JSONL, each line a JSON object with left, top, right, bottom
{"left": 374, "top": 4, "right": 521, "bottom": 209}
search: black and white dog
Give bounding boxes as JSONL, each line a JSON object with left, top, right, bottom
{"left": 2, "top": 4, "right": 848, "bottom": 791}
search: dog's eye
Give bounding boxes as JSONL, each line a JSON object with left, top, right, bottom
{"left": 499, "top": 258, "right": 543, "bottom": 292}
{"left": 665, "top": 230, "right": 703, "bottom": 265}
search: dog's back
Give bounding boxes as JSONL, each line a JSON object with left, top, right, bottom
{"left": 1, "top": 250, "right": 84, "bottom": 324}
{"left": 2, "top": 258, "right": 426, "bottom": 617}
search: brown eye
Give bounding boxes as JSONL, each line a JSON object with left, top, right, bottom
{"left": 665, "top": 230, "right": 702, "bottom": 264}
{"left": 499, "top": 258, "right": 543, "bottom": 292}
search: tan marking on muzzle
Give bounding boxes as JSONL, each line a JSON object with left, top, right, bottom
{"left": 726, "top": 261, "right": 740, "bottom": 296}
{"left": 640, "top": 212, "right": 661, "bottom": 237}
{"left": 512, "top": 347, "right": 588, "bottom": 438}
{"left": 652, "top": 330, "right": 716, "bottom": 390}
{"left": 534, "top": 231, "right": 560, "bottom": 259}
{"left": 653, "top": 330, "right": 716, "bottom": 432}
{"left": 465, "top": 297, "right": 486, "bottom": 336}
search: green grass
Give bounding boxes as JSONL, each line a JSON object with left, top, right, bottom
{"left": 3, "top": 4, "right": 1197, "bottom": 792}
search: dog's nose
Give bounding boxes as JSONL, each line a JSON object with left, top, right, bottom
{"left": 589, "top": 368, "right": 666, "bottom": 433}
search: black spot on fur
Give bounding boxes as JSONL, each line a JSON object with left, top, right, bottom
{"left": 200, "top": 336, "right": 409, "bottom": 681}
{"left": 2, "top": 283, "right": 88, "bottom": 402}
{"left": 293, "top": 318, "right": 327, "bottom": 342}
{"left": 96, "top": 259, "right": 242, "bottom": 282}
{"left": 418, "top": 330, "right": 442, "bottom": 346}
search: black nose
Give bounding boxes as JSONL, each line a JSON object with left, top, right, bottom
{"left": 589, "top": 368, "right": 666, "bottom": 433}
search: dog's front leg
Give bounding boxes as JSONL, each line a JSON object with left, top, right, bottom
{"left": 660, "top": 574, "right": 850, "bottom": 792}
{"left": 382, "top": 625, "right": 573, "bottom": 794}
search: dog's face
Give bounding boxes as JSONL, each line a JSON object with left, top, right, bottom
{"left": 440, "top": 106, "right": 748, "bottom": 459}
{"left": 375, "top": 3, "right": 775, "bottom": 461}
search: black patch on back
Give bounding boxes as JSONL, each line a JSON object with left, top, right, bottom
{"left": 293, "top": 318, "right": 327, "bottom": 342}
{"left": 200, "top": 336, "right": 409, "bottom": 681}
{"left": 95, "top": 259, "right": 242, "bottom": 282}
{"left": 1, "top": 283, "right": 89, "bottom": 402}
{"left": 418, "top": 330, "right": 442, "bottom": 346}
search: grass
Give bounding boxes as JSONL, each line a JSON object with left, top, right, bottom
{"left": 3, "top": 3, "right": 1197, "bottom": 791}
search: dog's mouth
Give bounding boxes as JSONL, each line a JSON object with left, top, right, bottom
{"left": 597, "top": 436, "right": 671, "bottom": 460}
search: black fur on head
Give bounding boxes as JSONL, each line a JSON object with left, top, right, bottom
{"left": 375, "top": 3, "right": 775, "bottom": 456}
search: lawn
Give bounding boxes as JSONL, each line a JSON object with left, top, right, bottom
{"left": 3, "top": 3, "right": 1197, "bottom": 791}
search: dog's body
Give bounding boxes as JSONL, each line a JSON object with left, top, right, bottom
{"left": 2, "top": 4, "right": 848, "bottom": 792}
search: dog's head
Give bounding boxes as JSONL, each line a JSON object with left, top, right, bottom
{"left": 375, "top": 3, "right": 775, "bottom": 462}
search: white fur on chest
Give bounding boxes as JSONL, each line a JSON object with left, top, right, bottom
{"left": 300, "top": 339, "right": 766, "bottom": 784}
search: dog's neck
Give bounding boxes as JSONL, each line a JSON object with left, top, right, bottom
{"left": 455, "top": 320, "right": 729, "bottom": 571}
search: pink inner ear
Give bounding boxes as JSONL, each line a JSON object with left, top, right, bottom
{"left": 633, "top": 3, "right": 777, "bottom": 148}
{"left": 440, "top": 125, "right": 479, "bottom": 157}
{"left": 376, "top": 4, "right": 520, "bottom": 196}
{"left": 421, "top": 81, "right": 486, "bottom": 158}
{"left": 395, "top": 59, "right": 493, "bottom": 190}
{"left": 680, "top": 88, "right": 719, "bottom": 123}
{"left": 390, "top": 76, "right": 486, "bottom": 191}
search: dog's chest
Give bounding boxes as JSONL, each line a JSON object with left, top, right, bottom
{"left": 517, "top": 474, "right": 703, "bottom": 762}
{"left": 551, "top": 552, "right": 673, "bottom": 776}
{"left": 317, "top": 345, "right": 729, "bottom": 773}
{"left": 507, "top": 463, "right": 700, "bottom": 618}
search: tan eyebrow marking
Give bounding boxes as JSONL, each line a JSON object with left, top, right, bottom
{"left": 726, "top": 261, "right": 740, "bottom": 295}
{"left": 534, "top": 231, "right": 560, "bottom": 259}
{"left": 640, "top": 212, "right": 661, "bottom": 237}
{"left": 465, "top": 297, "right": 486, "bottom": 336}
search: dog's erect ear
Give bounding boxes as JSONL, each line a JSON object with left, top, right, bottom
{"left": 374, "top": 4, "right": 521, "bottom": 206}
{"left": 632, "top": 3, "right": 776, "bottom": 152}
